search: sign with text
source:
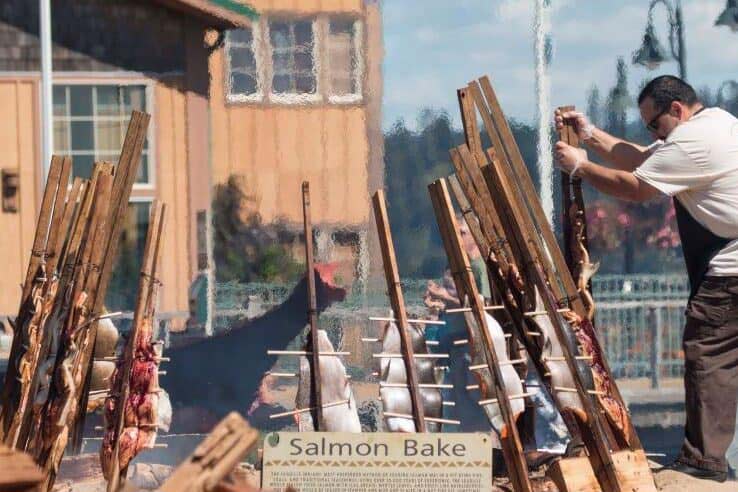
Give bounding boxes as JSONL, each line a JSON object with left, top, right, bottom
{"left": 262, "top": 432, "right": 492, "bottom": 491}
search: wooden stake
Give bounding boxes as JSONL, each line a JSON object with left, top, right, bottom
{"left": 372, "top": 190, "right": 426, "bottom": 433}
{"left": 301, "top": 182, "right": 323, "bottom": 431}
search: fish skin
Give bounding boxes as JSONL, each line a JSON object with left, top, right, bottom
{"left": 295, "top": 329, "right": 361, "bottom": 432}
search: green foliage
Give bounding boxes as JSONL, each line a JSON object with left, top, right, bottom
{"left": 383, "top": 108, "right": 539, "bottom": 279}
{"left": 212, "top": 176, "right": 304, "bottom": 284}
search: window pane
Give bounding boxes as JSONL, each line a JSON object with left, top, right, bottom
{"left": 230, "top": 72, "right": 257, "bottom": 96}
{"left": 229, "top": 46, "right": 255, "bottom": 71}
{"left": 136, "top": 154, "right": 149, "bottom": 184}
{"left": 294, "top": 21, "right": 313, "bottom": 47}
{"left": 229, "top": 28, "right": 252, "bottom": 45}
{"left": 53, "top": 86, "right": 67, "bottom": 116}
{"left": 70, "top": 121, "right": 94, "bottom": 151}
{"left": 69, "top": 85, "right": 93, "bottom": 117}
{"left": 269, "top": 22, "right": 291, "bottom": 50}
{"left": 273, "top": 52, "right": 291, "bottom": 73}
{"left": 328, "top": 19, "right": 358, "bottom": 96}
{"left": 96, "top": 120, "right": 123, "bottom": 151}
{"left": 106, "top": 201, "right": 151, "bottom": 310}
{"left": 273, "top": 74, "right": 291, "bottom": 94}
{"left": 295, "top": 52, "right": 313, "bottom": 72}
{"left": 295, "top": 75, "right": 316, "bottom": 94}
{"left": 96, "top": 86, "right": 121, "bottom": 117}
{"left": 72, "top": 154, "right": 94, "bottom": 180}
{"left": 54, "top": 121, "right": 70, "bottom": 152}
{"left": 123, "top": 86, "right": 146, "bottom": 113}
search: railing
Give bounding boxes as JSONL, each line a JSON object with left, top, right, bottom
{"left": 2, "top": 275, "right": 691, "bottom": 389}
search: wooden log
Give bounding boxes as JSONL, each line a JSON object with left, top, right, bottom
{"left": 372, "top": 190, "right": 426, "bottom": 432}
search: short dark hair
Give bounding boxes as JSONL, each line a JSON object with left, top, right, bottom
{"left": 637, "top": 75, "right": 699, "bottom": 111}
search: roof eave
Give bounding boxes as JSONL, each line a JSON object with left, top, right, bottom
{"left": 152, "top": 0, "right": 258, "bottom": 29}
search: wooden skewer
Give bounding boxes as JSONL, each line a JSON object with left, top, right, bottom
{"left": 445, "top": 305, "right": 505, "bottom": 313}
{"left": 469, "top": 358, "right": 526, "bottom": 370}
{"left": 267, "top": 350, "right": 350, "bottom": 356}
{"left": 379, "top": 383, "right": 453, "bottom": 389}
{"left": 158, "top": 371, "right": 167, "bottom": 376}
{"left": 442, "top": 401, "right": 456, "bottom": 407}
{"left": 267, "top": 372, "right": 298, "bottom": 378}
{"left": 524, "top": 308, "right": 571, "bottom": 317}
{"left": 478, "top": 392, "right": 535, "bottom": 406}
{"left": 554, "top": 387, "right": 606, "bottom": 396}
{"left": 369, "top": 316, "right": 446, "bottom": 325}
{"left": 435, "top": 366, "right": 450, "bottom": 371}
{"left": 383, "top": 412, "right": 461, "bottom": 426}
{"left": 361, "top": 338, "right": 379, "bottom": 343}
{"left": 372, "top": 353, "right": 448, "bottom": 359}
{"left": 152, "top": 443, "right": 168, "bottom": 449}
{"left": 542, "top": 356, "right": 594, "bottom": 362}
{"left": 269, "top": 400, "right": 350, "bottom": 419}
{"left": 425, "top": 340, "right": 439, "bottom": 346}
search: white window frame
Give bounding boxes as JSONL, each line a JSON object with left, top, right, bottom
{"left": 326, "top": 17, "right": 364, "bottom": 105}
{"left": 52, "top": 78, "right": 156, "bottom": 191}
{"left": 266, "top": 17, "right": 322, "bottom": 105}
{"left": 225, "top": 22, "right": 265, "bottom": 103}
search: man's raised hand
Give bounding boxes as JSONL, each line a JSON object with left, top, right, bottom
{"left": 554, "top": 109, "right": 595, "bottom": 141}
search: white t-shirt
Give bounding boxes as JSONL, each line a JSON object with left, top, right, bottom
{"left": 633, "top": 107, "right": 738, "bottom": 276}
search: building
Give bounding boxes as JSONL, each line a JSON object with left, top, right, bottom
{"left": 0, "top": 0, "right": 383, "bottom": 322}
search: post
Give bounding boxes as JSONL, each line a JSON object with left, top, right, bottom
{"left": 649, "top": 305, "right": 663, "bottom": 389}
{"left": 40, "top": 0, "right": 54, "bottom": 176}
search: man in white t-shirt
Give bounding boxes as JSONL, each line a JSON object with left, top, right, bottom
{"left": 554, "top": 75, "right": 738, "bottom": 483}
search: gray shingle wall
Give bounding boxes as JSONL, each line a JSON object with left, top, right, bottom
{"left": 0, "top": 0, "right": 188, "bottom": 72}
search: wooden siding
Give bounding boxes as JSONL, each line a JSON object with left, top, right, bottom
{"left": 154, "top": 79, "right": 193, "bottom": 314}
{"left": 0, "top": 76, "right": 192, "bottom": 315}
{"left": 0, "top": 79, "right": 39, "bottom": 315}
{"left": 209, "top": 46, "right": 371, "bottom": 227}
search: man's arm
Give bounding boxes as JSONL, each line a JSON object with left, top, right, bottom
{"left": 555, "top": 110, "right": 652, "bottom": 171}
{"left": 585, "top": 127, "right": 652, "bottom": 172}
{"left": 554, "top": 142, "right": 660, "bottom": 202}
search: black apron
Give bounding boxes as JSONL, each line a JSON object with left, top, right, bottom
{"left": 673, "top": 198, "right": 733, "bottom": 299}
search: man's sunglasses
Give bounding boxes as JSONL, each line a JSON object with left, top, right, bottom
{"left": 646, "top": 104, "right": 672, "bottom": 132}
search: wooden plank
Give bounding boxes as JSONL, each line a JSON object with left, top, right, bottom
{"left": 473, "top": 77, "right": 583, "bottom": 313}
{"left": 302, "top": 182, "right": 323, "bottom": 431}
{"left": 547, "top": 456, "right": 602, "bottom": 492}
{"left": 158, "top": 412, "right": 258, "bottom": 492}
{"left": 50, "top": 178, "right": 84, "bottom": 275}
{"left": 611, "top": 450, "right": 658, "bottom": 492}
{"left": 428, "top": 179, "right": 532, "bottom": 492}
{"left": 372, "top": 189, "right": 426, "bottom": 432}
{"left": 43, "top": 156, "right": 73, "bottom": 275}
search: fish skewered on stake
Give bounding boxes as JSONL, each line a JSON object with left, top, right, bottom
{"left": 0, "top": 156, "right": 71, "bottom": 447}
{"left": 269, "top": 182, "right": 360, "bottom": 432}
{"left": 559, "top": 106, "right": 599, "bottom": 322}
{"left": 458, "top": 75, "right": 655, "bottom": 492}
{"left": 428, "top": 179, "right": 532, "bottom": 492}
{"left": 372, "top": 190, "right": 451, "bottom": 432}
{"left": 101, "top": 201, "right": 169, "bottom": 492}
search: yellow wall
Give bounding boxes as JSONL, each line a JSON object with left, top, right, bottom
{"left": 209, "top": 1, "right": 373, "bottom": 227}
{"left": 0, "top": 76, "right": 192, "bottom": 316}
{"left": 154, "top": 79, "right": 193, "bottom": 314}
{"left": 0, "top": 78, "right": 39, "bottom": 315}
